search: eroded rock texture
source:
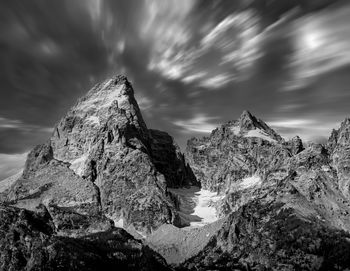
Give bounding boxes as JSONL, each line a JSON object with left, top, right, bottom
{"left": 1, "top": 75, "right": 196, "bottom": 236}
{"left": 179, "top": 111, "right": 350, "bottom": 270}
{"left": 3, "top": 78, "right": 350, "bottom": 270}
{"left": 0, "top": 205, "right": 170, "bottom": 271}
{"left": 180, "top": 199, "right": 350, "bottom": 271}
{"left": 186, "top": 110, "right": 289, "bottom": 194}
{"left": 328, "top": 118, "right": 350, "bottom": 199}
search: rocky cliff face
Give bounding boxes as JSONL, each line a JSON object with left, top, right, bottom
{"left": 3, "top": 78, "right": 350, "bottom": 270}
{"left": 180, "top": 198, "right": 350, "bottom": 270}
{"left": 0, "top": 75, "right": 196, "bottom": 236}
{"left": 176, "top": 112, "right": 350, "bottom": 270}
{"left": 149, "top": 129, "right": 198, "bottom": 188}
{"left": 186, "top": 110, "right": 290, "bottom": 194}
{"left": 328, "top": 118, "right": 350, "bottom": 199}
{"left": 0, "top": 204, "right": 170, "bottom": 271}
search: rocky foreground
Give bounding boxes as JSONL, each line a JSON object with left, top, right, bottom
{"left": 2, "top": 75, "right": 350, "bottom": 270}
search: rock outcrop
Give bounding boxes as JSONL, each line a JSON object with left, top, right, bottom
{"left": 328, "top": 118, "right": 350, "bottom": 199}
{"left": 186, "top": 110, "right": 289, "bottom": 194}
{"left": 0, "top": 204, "right": 170, "bottom": 271}
{"left": 0, "top": 75, "right": 196, "bottom": 236}
{"left": 178, "top": 112, "right": 350, "bottom": 270}
{"left": 180, "top": 198, "right": 350, "bottom": 270}
{"left": 3, "top": 81, "right": 350, "bottom": 270}
{"left": 149, "top": 129, "right": 198, "bottom": 188}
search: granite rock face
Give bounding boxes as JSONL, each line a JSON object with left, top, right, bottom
{"left": 0, "top": 205, "right": 170, "bottom": 271}
{"left": 180, "top": 198, "right": 350, "bottom": 271}
{"left": 1, "top": 75, "right": 196, "bottom": 236}
{"left": 175, "top": 112, "right": 350, "bottom": 270}
{"left": 328, "top": 118, "right": 350, "bottom": 199}
{"left": 186, "top": 110, "right": 289, "bottom": 194}
{"left": 149, "top": 129, "right": 198, "bottom": 188}
{"left": 3, "top": 77, "right": 350, "bottom": 270}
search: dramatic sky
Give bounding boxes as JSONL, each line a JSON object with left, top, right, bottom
{"left": 1, "top": 0, "right": 350, "bottom": 180}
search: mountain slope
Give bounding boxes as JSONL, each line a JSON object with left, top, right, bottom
{"left": 0, "top": 204, "right": 170, "bottom": 271}
{"left": 0, "top": 75, "right": 197, "bottom": 236}
{"left": 186, "top": 110, "right": 291, "bottom": 194}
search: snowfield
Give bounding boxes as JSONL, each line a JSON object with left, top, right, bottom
{"left": 191, "top": 189, "right": 223, "bottom": 227}
{"left": 69, "top": 154, "right": 89, "bottom": 176}
{"left": 169, "top": 187, "right": 223, "bottom": 228}
{"left": 244, "top": 128, "right": 276, "bottom": 143}
{"left": 239, "top": 175, "right": 262, "bottom": 189}
{"left": 230, "top": 125, "right": 240, "bottom": 135}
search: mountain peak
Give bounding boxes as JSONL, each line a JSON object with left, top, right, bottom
{"left": 238, "top": 110, "right": 258, "bottom": 130}
{"left": 240, "top": 110, "right": 253, "bottom": 119}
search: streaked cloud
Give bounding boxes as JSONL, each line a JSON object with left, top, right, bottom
{"left": 143, "top": 0, "right": 197, "bottom": 80}
{"left": 1, "top": 0, "right": 350, "bottom": 157}
{"left": 199, "top": 74, "right": 234, "bottom": 89}
{"left": 0, "top": 116, "right": 52, "bottom": 133}
{"left": 0, "top": 153, "right": 27, "bottom": 181}
{"left": 182, "top": 72, "right": 207, "bottom": 84}
{"left": 147, "top": 8, "right": 263, "bottom": 89}
{"left": 135, "top": 93, "right": 154, "bottom": 112}
{"left": 267, "top": 118, "right": 338, "bottom": 142}
{"left": 284, "top": 5, "right": 350, "bottom": 91}
{"left": 0, "top": 117, "right": 22, "bottom": 129}
{"left": 173, "top": 114, "right": 219, "bottom": 133}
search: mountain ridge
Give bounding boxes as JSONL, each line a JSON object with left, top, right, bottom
{"left": 1, "top": 75, "right": 350, "bottom": 270}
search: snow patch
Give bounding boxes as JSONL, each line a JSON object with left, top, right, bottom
{"left": 169, "top": 187, "right": 223, "bottom": 228}
{"left": 196, "top": 145, "right": 207, "bottom": 151}
{"left": 244, "top": 128, "right": 276, "bottom": 143}
{"left": 230, "top": 125, "right": 240, "bottom": 135}
{"left": 239, "top": 175, "right": 262, "bottom": 189}
{"left": 69, "top": 154, "right": 88, "bottom": 176}
{"left": 322, "top": 165, "right": 330, "bottom": 172}
{"left": 191, "top": 189, "right": 223, "bottom": 227}
{"left": 86, "top": 116, "right": 100, "bottom": 126}
{"left": 115, "top": 218, "right": 124, "bottom": 228}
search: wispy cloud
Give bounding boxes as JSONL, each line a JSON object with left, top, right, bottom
{"left": 199, "top": 74, "right": 234, "bottom": 89}
{"left": 143, "top": 0, "right": 197, "bottom": 80}
{"left": 284, "top": 5, "right": 350, "bottom": 91}
{"left": 0, "top": 152, "right": 27, "bottom": 181}
{"left": 182, "top": 72, "right": 207, "bottom": 84}
{"left": 0, "top": 117, "right": 22, "bottom": 129}
{"left": 0, "top": 116, "right": 52, "bottom": 133}
{"left": 172, "top": 114, "right": 219, "bottom": 133}
{"left": 135, "top": 93, "right": 154, "bottom": 112}
{"left": 203, "top": 11, "right": 262, "bottom": 73}
{"left": 267, "top": 118, "right": 338, "bottom": 142}
{"left": 147, "top": 9, "right": 262, "bottom": 89}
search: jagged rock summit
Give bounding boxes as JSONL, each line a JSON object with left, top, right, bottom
{"left": 181, "top": 111, "right": 350, "bottom": 270}
{"left": 186, "top": 110, "right": 289, "bottom": 192}
{"left": 236, "top": 110, "right": 283, "bottom": 142}
{"left": 0, "top": 75, "right": 197, "bottom": 238}
{"left": 3, "top": 83, "right": 350, "bottom": 270}
{"left": 0, "top": 205, "right": 170, "bottom": 271}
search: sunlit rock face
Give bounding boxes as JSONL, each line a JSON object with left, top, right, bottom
{"left": 0, "top": 75, "right": 196, "bottom": 236}
{"left": 328, "top": 118, "right": 350, "bottom": 199}
{"left": 181, "top": 197, "right": 350, "bottom": 270}
{"left": 181, "top": 114, "right": 350, "bottom": 270}
{"left": 186, "top": 110, "right": 290, "bottom": 194}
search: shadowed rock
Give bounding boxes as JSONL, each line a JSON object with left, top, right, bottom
{"left": 0, "top": 205, "right": 171, "bottom": 271}
{"left": 1, "top": 75, "right": 196, "bottom": 236}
